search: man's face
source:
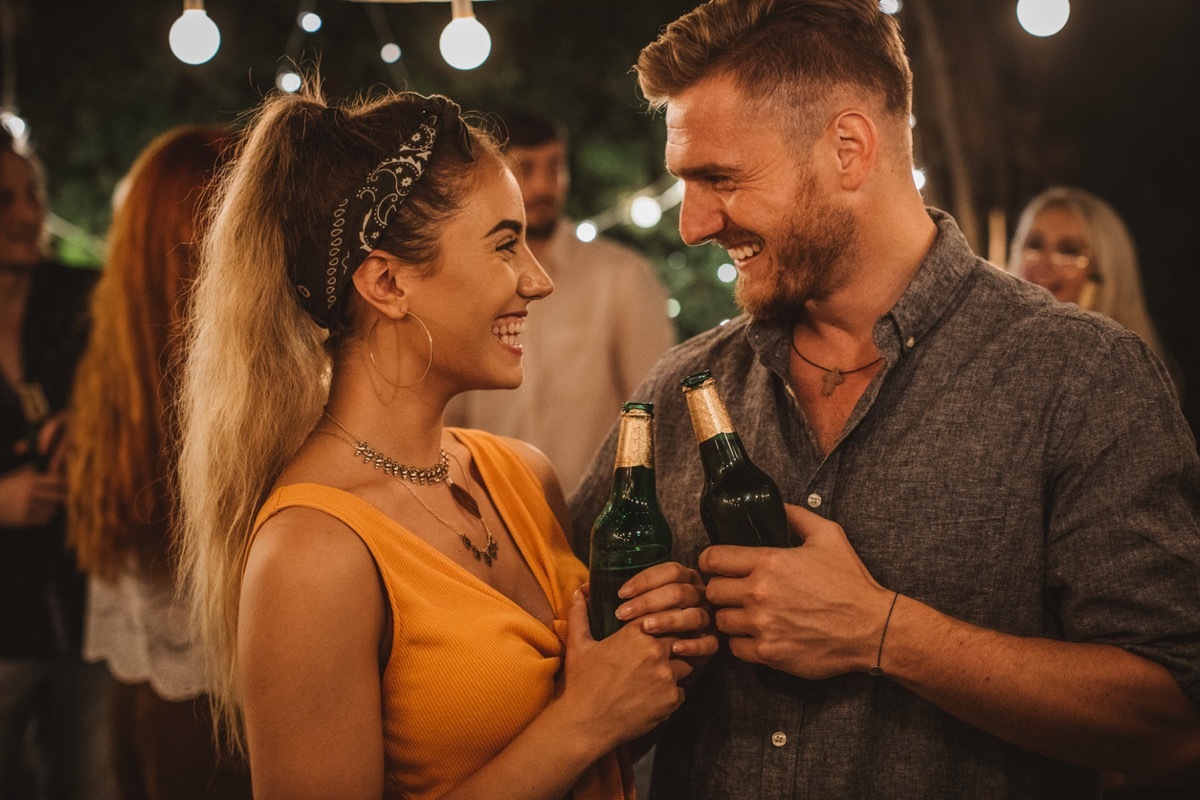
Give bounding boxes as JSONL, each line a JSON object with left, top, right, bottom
{"left": 665, "top": 73, "right": 855, "bottom": 321}
{"left": 506, "top": 140, "right": 568, "bottom": 240}
{"left": 0, "top": 151, "right": 46, "bottom": 271}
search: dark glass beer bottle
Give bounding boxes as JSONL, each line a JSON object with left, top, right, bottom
{"left": 588, "top": 402, "right": 673, "bottom": 640}
{"left": 681, "top": 370, "right": 791, "bottom": 548}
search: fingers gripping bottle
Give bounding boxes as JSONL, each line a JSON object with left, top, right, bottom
{"left": 681, "top": 370, "right": 791, "bottom": 548}
{"left": 588, "top": 402, "right": 673, "bottom": 640}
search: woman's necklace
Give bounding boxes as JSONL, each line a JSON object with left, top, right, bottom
{"left": 317, "top": 412, "right": 498, "bottom": 566}
{"left": 790, "top": 337, "right": 884, "bottom": 397}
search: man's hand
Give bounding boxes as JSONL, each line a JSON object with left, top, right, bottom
{"left": 700, "top": 503, "right": 895, "bottom": 679}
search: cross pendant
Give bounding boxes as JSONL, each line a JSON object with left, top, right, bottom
{"left": 820, "top": 368, "right": 845, "bottom": 397}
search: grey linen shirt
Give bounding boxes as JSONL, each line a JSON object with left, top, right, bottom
{"left": 568, "top": 210, "right": 1200, "bottom": 799}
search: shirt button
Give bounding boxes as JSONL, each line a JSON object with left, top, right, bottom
{"left": 905, "top": 336, "right": 916, "bottom": 348}
{"left": 806, "top": 493, "right": 822, "bottom": 508}
{"left": 771, "top": 731, "right": 788, "bottom": 747}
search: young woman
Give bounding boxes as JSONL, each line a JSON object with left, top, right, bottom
{"left": 176, "top": 82, "right": 714, "bottom": 800}
{"left": 67, "top": 125, "right": 251, "bottom": 799}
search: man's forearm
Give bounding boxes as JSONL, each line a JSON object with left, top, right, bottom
{"left": 883, "top": 594, "right": 1200, "bottom": 782}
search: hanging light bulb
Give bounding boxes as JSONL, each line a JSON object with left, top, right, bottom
{"left": 169, "top": 0, "right": 221, "bottom": 65}
{"left": 439, "top": 0, "right": 491, "bottom": 71}
{"left": 1016, "top": 0, "right": 1070, "bottom": 37}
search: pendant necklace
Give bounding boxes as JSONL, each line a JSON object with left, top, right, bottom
{"left": 790, "top": 337, "right": 884, "bottom": 398}
{"left": 317, "top": 412, "right": 498, "bottom": 566}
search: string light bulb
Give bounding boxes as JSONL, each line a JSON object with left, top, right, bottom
{"left": 169, "top": 0, "right": 221, "bottom": 65}
{"left": 1017, "top": 0, "right": 1070, "bottom": 37}
{"left": 439, "top": 0, "right": 491, "bottom": 70}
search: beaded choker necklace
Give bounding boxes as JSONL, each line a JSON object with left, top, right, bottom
{"left": 317, "top": 412, "right": 498, "bottom": 566}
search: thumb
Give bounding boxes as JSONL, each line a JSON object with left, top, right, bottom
{"left": 784, "top": 502, "right": 837, "bottom": 545}
{"left": 566, "top": 587, "right": 595, "bottom": 650}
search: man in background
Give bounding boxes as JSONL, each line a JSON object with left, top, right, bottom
{"left": 448, "top": 110, "right": 675, "bottom": 494}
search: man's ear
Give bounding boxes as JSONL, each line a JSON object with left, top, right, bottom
{"left": 830, "top": 109, "right": 878, "bottom": 191}
{"left": 351, "top": 249, "right": 410, "bottom": 320}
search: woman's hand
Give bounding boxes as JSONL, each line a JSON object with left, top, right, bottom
{"left": 556, "top": 589, "right": 690, "bottom": 753}
{"left": 611, "top": 561, "right": 718, "bottom": 661}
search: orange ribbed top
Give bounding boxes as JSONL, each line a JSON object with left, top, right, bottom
{"left": 252, "top": 428, "right": 634, "bottom": 800}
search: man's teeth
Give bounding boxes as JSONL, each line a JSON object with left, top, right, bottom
{"left": 727, "top": 242, "right": 763, "bottom": 261}
{"left": 493, "top": 318, "right": 524, "bottom": 346}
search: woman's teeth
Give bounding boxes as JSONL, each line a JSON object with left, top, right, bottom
{"left": 493, "top": 318, "right": 524, "bottom": 347}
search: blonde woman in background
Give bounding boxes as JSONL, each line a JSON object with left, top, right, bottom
{"left": 66, "top": 125, "right": 251, "bottom": 799}
{"left": 175, "top": 80, "right": 714, "bottom": 800}
{"left": 1008, "top": 186, "right": 1181, "bottom": 393}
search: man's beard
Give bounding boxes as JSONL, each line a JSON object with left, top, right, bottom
{"left": 523, "top": 197, "right": 560, "bottom": 241}
{"left": 734, "top": 174, "right": 855, "bottom": 323}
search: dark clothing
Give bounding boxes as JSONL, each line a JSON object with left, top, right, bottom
{"left": 569, "top": 210, "right": 1200, "bottom": 799}
{"left": 109, "top": 683, "right": 251, "bottom": 800}
{"left": 1, "top": 261, "right": 97, "bottom": 657}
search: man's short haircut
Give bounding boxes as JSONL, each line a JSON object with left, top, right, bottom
{"left": 496, "top": 109, "right": 569, "bottom": 152}
{"left": 636, "top": 0, "right": 913, "bottom": 140}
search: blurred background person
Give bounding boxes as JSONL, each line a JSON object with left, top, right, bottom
{"left": 0, "top": 129, "right": 114, "bottom": 799}
{"left": 66, "top": 125, "right": 251, "bottom": 800}
{"left": 447, "top": 109, "right": 675, "bottom": 494}
{"left": 1008, "top": 186, "right": 1182, "bottom": 394}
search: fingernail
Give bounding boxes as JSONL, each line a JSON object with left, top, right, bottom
{"left": 642, "top": 617, "right": 659, "bottom": 632}
{"left": 671, "top": 641, "right": 685, "bottom": 654}
{"left": 614, "top": 605, "right": 630, "bottom": 620}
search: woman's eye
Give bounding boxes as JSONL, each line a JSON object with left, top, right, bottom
{"left": 498, "top": 238, "right": 518, "bottom": 254}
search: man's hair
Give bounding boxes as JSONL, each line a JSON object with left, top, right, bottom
{"left": 496, "top": 109, "right": 569, "bottom": 151}
{"left": 636, "top": 0, "right": 912, "bottom": 138}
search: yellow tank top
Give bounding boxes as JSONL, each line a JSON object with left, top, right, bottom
{"left": 252, "top": 428, "right": 634, "bottom": 800}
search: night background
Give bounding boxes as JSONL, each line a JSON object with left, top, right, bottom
{"left": 7, "top": 0, "right": 1200, "bottom": 439}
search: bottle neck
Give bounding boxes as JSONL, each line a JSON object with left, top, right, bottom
{"left": 683, "top": 380, "right": 735, "bottom": 442}
{"left": 610, "top": 410, "right": 658, "bottom": 503}
{"left": 697, "top": 432, "right": 749, "bottom": 477}
{"left": 609, "top": 464, "right": 659, "bottom": 505}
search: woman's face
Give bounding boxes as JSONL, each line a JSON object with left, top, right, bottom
{"left": 410, "top": 161, "right": 553, "bottom": 393}
{"left": 1017, "top": 205, "right": 1097, "bottom": 305}
{"left": 0, "top": 151, "right": 45, "bottom": 270}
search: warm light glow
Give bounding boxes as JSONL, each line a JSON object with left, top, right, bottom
{"left": 1017, "top": 0, "right": 1070, "bottom": 37}
{"left": 276, "top": 70, "right": 302, "bottom": 93}
{"left": 666, "top": 298, "right": 681, "bottom": 319}
{"left": 717, "top": 263, "right": 738, "bottom": 284}
{"left": 299, "top": 12, "right": 322, "bottom": 33}
{"left": 630, "top": 196, "right": 663, "bottom": 228}
{"left": 439, "top": 16, "right": 491, "bottom": 70}
{"left": 169, "top": 3, "right": 221, "bottom": 65}
{"left": 381, "top": 43, "right": 402, "bottom": 64}
{"left": 575, "top": 221, "right": 598, "bottom": 243}
{"left": 913, "top": 168, "right": 927, "bottom": 191}
{"left": 879, "top": 0, "right": 901, "bottom": 14}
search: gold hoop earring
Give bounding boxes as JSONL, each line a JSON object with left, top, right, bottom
{"left": 368, "top": 312, "right": 434, "bottom": 389}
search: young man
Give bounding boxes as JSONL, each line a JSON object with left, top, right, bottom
{"left": 569, "top": 2, "right": 1200, "bottom": 797}
{"left": 447, "top": 111, "right": 675, "bottom": 493}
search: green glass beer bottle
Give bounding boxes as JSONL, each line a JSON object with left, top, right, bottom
{"left": 681, "top": 370, "right": 791, "bottom": 548}
{"left": 588, "top": 402, "right": 673, "bottom": 640}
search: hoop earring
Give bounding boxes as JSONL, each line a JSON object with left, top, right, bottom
{"left": 368, "top": 312, "right": 434, "bottom": 389}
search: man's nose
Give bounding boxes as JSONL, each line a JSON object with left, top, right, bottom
{"left": 677, "top": 184, "right": 723, "bottom": 247}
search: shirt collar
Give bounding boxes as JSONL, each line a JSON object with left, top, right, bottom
{"left": 746, "top": 208, "right": 978, "bottom": 378}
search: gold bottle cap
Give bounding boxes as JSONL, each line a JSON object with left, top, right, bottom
{"left": 614, "top": 405, "right": 654, "bottom": 469}
{"left": 681, "top": 373, "right": 734, "bottom": 442}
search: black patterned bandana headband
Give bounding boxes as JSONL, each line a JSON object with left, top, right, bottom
{"left": 293, "top": 114, "right": 440, "bottom": 329}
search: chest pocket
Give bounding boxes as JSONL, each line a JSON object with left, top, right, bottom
{"left": 839, "top": 479, "right": 1027, "bottom": 627}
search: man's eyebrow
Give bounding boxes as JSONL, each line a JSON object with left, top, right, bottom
{"left": 485, "top": 219, "right": 524, "bottom": 237}
{"left": 666, "top": 162, "right": 733, "bottom": 180}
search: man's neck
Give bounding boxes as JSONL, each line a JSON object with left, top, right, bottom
{"left": 796, "top": 201, "right": 938, "bottom": 351}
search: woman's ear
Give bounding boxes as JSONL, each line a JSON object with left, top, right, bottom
{"left": 351, "top": 249, "right": 410, "bottom": 320}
